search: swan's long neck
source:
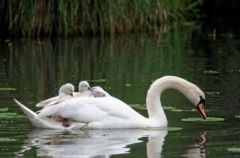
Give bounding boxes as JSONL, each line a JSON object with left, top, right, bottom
{"left": 146, "top": 76, "right": 192, "bottom": 125}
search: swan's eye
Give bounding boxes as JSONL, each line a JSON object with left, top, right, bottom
{"left": 196, "top": 96, "right": 207, "bottom": 119}
{"left": 198, "top": 96, "right": 205, "bottom": 105}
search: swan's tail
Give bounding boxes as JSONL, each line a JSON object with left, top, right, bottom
{"left": 14, "top": 99, "right": 54, "bottom": 128}
{"left": 14, "top": 99, "right": 38, "bottom": 119}
{"left": 13, "top": 99, "right": 86, "bottom": 130}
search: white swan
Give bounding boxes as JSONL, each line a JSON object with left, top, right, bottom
{"left": 91, "top": 86, "right": 110, "bottom": 97}
{"left": 36, "top": 83, "right": 74, "bottom": 107}
{"left": 73, "top": 81, "right": 92, "bottom": 97}
{"left": 14, "top": 76, "right": 206, "bottom": 129}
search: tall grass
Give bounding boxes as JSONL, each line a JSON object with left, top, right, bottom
{"left": 0, "top": 0, "right": 202, "bottom": 37}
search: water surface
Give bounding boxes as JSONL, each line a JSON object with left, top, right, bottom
{"left": 0, "top": 25, "right": 240, "bottom": 157}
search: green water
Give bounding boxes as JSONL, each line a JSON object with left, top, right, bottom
{"left": 1, "top": 25, "right": 240, "bottom": 157}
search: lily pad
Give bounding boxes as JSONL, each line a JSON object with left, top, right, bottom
{"left": 0, "top": 137, "right": 17, "bottom": 142}
{"left": 163, "top": 106, "right": 184, "bottom": 112}
{"left": 227, "top": 147, "right": 240, "bottom": 153}
{"left": 203, "top": 70, "right": 220, "bottom": 74}
{"left": 166, "top": 127, "right": 183, "bottom": 131}
{"left": 130, "top": 104, "right": 147, "bottom": 110}
{"left": 236, "top": 115, "right": 240, "bottom": 119}
{"left": 163, "top": 106, "right": 199, "bottom": 112}
{"left": 190, "top": 109, "right": 197, "bottom": 112}
{"left": 0, "top": 87, "right": 16, "bottom": 91}
{"left": 150, "top": 127, "right": 183, "bottom": 131}
{"left": 206, "top": 91, "right": 220, "bottom": 95}
{"left": 0, "top": 107, "right": 9, "bottom": 112}
{"left": 89, "top": 79, "right": 107, "bottom": 83}
{"left": 125, "top": 83, "right": 132, "bottom": 87}
{"left": 0, "top": 112, "right": 25, "bottom": 119}
{"left": 181, "top": 117, "right": 224, "bottom": 122}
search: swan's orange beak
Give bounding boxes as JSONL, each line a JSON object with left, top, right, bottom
{"left": 197, "top": 103, "right": 207, "bottom": 119}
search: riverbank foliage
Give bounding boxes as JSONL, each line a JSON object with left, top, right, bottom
{"left": 0, "top": 0, "right": 202, "bottom": 37}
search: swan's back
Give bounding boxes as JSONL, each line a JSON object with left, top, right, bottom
{"left": 38, "top": 96, "right": 146, "bottom": 125}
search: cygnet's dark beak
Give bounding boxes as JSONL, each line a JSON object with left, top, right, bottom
{"left": 88, "top": 87, "right": 93, "bottom": 91}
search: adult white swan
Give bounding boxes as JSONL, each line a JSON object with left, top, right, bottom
{"left": 14, "top": 76, "right": 206, "bottom": 129}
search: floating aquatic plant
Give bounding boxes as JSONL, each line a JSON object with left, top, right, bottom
{"left": 0, "top": 107, "right": 9, "bottom": 112}
{"left": 163, "top": 106, "right": 184, "bottom": 112}
{"left": 181, "top": 117, "right": 224, "bottom": 122}
{"left": 163, "top": 106, "right": 198, "bottom": 112}
{"left": 89, "top": 79, "right": 107, "bottom": 83}
{"left": 166, "top": 127, "right": 183, "bottom": 131}
{"left": 227, "top": 147, "right": 240, "bottom": 153}
{"left": 236, "top": 115, "right": 240, "bottom": 119}
{"left": 0, "top": 87, "right": 16, "bottom": 91}
{"left": 203, "top": 70, "right": 220, "bottom": 74}
{"left": 125, "top": 83, "right": 132, "bottom": 87}
{"left": 0, "top": 137, "right": 17, "bottom": 142}
{"left": 150, "top": 127, "right": 183, "bottom": 131}
{"left": 130, "top": 104, "right": 147, "bottom": 110}
{"left": 0, "top": 112, "right": 25, "bottom": 119}
{"left": 206, "top": 91, "right": 220, "bottom": 95}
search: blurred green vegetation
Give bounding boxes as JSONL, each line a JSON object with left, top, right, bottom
{"left": 0, "top": 24, "right": 196, "bottom": 104}
{"left": 0, "top": 0, "right": 202, "bottom": 37}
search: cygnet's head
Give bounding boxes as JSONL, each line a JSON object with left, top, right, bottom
{"left": 91, "top": 86, "right": 110, "bottom": 97}
{"left": 79, "top": 81, "right": 91, "bottom": 92}
{"left": 59, "top": 83, "right": 74, "bottom": 97}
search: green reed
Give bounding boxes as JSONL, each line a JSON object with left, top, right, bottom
{"left": 1, "top": 0, "right": 202, "bottom": 37}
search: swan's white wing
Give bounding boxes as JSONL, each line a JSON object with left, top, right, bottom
{"left": 36, "top": 96, "right": 59, "bottom": 107}
{"left": 14, "top": 99, "right": 87, "bottom": 129}
{"left": 38, "top": 96, "right": 144, "bottom": 124}
{"left": 43, "top": 100, "right": 60, "bottom": 107}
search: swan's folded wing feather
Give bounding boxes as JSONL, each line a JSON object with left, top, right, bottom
{"left": 36, "top": 96, "right": 58, "bottom": 107}
{"left": 43, "top": 100, "right": 59, "bottom": 107}
{"left": 94, "top": 97, "right": 143, "bottom": 119}
{"left": 38, "top": 97, "right": 143, "bottom": 123}
{"left": 38, "top": 101, "right": 109, "bottom": 123}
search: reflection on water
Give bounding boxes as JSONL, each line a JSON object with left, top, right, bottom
{"left": 16, "top": 129, "right": 167, "bottom": 158}
{"left": 16, "top": 129, "right": 208, "bottom": 158}
{"left": 183, "top": 132, "right": 206, "bottom": 158}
